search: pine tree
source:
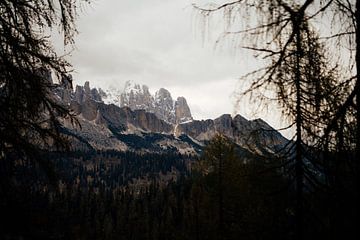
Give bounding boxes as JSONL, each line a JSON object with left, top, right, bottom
{"left": 193, "top": 1, "right": 356, "bottom": 238}
{"left": 0, "top": 0, "right": 90, "bottom": 163}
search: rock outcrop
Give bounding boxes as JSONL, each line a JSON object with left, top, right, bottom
{"left": 74, "top": 81, "right": 102, "bottom": 104}
{"left": 101, "top": 80, "right": 193, "bottom": 124}
{"left": 56, "top": 80, "right": 174, "bottom": 134}
{"left": 175, "top": 114, "right": 287, "bottom": 154}
{"left": 54, "top": 74, "right": 73, "bottom": 104}
{"left": 53, "top": 79, "right": 287, "bottom": 155}
{"left": 119, "top": 81, "right": 155, "bottom": 112}
{"left": 154, "top": 88, "right": 174, "bottom": 123}
{"left": 175, "top": 97, "right": 193, "bottom": 123}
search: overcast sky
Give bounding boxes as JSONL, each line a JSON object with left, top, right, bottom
{"left": 63, "top": 0, "right": 288, "bottom": 134}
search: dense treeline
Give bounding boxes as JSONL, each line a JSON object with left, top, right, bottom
{"left": 2, "top": 136, "right": 354, "bottom": 240}
{"left": 1, "top": 150, "right": 192, "bottom": 194}
{"left": 0, "top": 151, "right": 289, "bottom": 239}
{"left": 0, "top": 150, "right": 191, "bottom": 239}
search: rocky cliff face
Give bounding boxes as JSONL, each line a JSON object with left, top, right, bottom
{"left": 74, "top": 81, "right": 102, "bottom": 105}
{"left": 175, "top": 114, "right": 287, "bottom": 154}
{"left": 101, "top": 80, "right": 193, "bottom": 124}
{"left": 54, "top": 79, "right": 287, "bottom": 155}
{"left": 119, "top": 81, "right": 155, "bottom": 112}
{"left": 175, "top": 97, "right": 193, "bottom": 123}
{"left": 154, "top": 88, "right": 174, "bottom": 123}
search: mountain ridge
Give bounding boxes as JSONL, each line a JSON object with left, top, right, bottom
{"left": 54, "top": 77, "right": 288, "bottom": 156}
{"left": 101, "top": 80, "right": 193, "bottom": 124}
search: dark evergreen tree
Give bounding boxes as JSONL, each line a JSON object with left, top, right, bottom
{"left": 193, "top": 1, "right": 359, "bottom": 238}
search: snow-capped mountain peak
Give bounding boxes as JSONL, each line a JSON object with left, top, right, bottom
{"left": 54, "top": 78, "right": 288, "bottom": 155}
{"left": 100, "top": 81, "right": 193, "bottom": 124}
{"left": 123, "top": 80, "right": 142, "bottom": 94}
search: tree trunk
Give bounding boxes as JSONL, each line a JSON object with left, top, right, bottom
{"left": 295, "top": 17, "right": 304, "bottom": 240}
{"left": 355, "top": 0, "right": 360, "bottom": 237}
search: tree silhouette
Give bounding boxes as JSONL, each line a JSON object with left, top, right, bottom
{"left": 0, "top": 0, "right": 89, "bottom": 163}
{"left": 0, "top": 2, "right": 89, "bottom": 237}
{"left": 201, "top": 134, "right": 237, "bottom": 239}
{"left": 193, "top": 1, "right": 357, "bottom": 239}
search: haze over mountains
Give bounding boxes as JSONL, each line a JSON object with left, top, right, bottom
{"left": 54, "top": 75, "right": 287, "bottom": 155}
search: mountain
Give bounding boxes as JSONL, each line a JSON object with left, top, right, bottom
{"left": 101, "top": 80, "right": 193, "bottom": 124}
{"left": 54, "top": 78, "right": 288, "bottom": 156}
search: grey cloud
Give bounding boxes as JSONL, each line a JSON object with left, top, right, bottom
{"left": 68, "top": 0, "right": 278, "bottom": 125}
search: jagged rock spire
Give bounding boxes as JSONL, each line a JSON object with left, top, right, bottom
{"left": 102, "top": 81, "right": 193, "bottom": 124}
